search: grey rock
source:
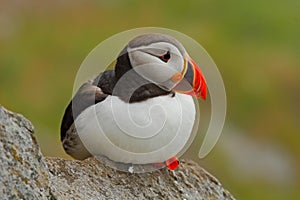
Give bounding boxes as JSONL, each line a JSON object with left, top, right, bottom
{"left": 46, "top": 157, "right": 234, "bottom": 200}
{"left": 0, "top": 105, "right": 235, "bottom": 200}
{"left": 0, "top": 105, "right": 50, "bottom": 199}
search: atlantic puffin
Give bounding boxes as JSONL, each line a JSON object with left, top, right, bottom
{"left": 60, "top": 33, "right": 207, "bottom": 171}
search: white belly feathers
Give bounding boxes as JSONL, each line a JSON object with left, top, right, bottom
{"left": 75, "top": 93, "right": 195, "bottom": 164}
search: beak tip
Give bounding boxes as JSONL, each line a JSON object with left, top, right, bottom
{"left": 201, "top": 86, "right": 207, "bottom": 100}
{"left": 195, "top": 90, "right": 206, "bottom": 100}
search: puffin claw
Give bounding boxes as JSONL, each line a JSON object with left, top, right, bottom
{"left": 166, "top": 156, "right": 179, "bottom": 170}
{"left": 152, "top": 157, "right": 180, "bottom": 170}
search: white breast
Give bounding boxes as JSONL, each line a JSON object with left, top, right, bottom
{"left": 75, "top": 93, "right": 195, "bottom": 164}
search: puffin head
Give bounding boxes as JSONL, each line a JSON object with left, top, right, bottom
{"left": 118, "top": 33, "right": 207, "bottom": 100}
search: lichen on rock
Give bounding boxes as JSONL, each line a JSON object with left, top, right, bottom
{"left": 0, "top": 106, "right": 50, "bottom": 199}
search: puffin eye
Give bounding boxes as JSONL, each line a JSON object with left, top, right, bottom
{"left": 159, "top": 51, "right": 171, "bottom": 63}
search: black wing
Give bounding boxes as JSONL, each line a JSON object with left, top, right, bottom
{"left": 60, "top": 70, "right": 115, "bottom": 141}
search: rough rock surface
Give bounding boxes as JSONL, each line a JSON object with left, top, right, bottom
{"left": 0, "top": 106, "right": 50, "bottom": 199}
{"left": 0, "top": 105, "right": 235, "bottom": 200}
{"left": 46, "top": 157, "right": 234, "bottom": 200}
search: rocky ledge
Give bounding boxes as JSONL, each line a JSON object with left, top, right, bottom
{"left": 0, "top": 105, "right": 235, "bottom": 200}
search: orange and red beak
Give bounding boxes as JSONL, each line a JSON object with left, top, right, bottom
{"left": 174, "top": 57, "right": 207, "bottom": 100}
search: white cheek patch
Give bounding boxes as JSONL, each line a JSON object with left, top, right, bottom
{"left": 128, "top": 42, "right": 185, "bottom": 89}
{"left": 130, "top": 51, "right": 178, "bottom": 84}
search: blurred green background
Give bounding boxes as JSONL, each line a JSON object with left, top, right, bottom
{"left": 0, "top": 0, "right": 299, "bottom": 199}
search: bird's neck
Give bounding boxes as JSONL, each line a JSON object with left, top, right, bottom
{"left": 114, "top": 47, "right": 132, "bottom": 80}
{"left": 113, "top": 48, "right": 171, "bottom": 103}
